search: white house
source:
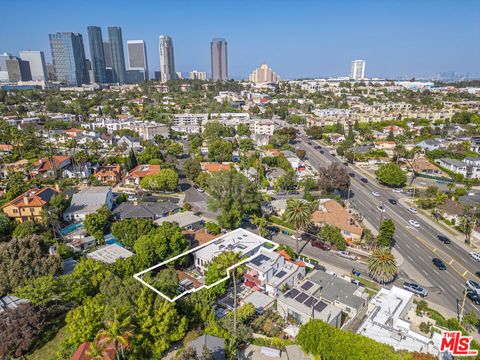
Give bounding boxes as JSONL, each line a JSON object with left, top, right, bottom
{"left": 63, "top": 186, "right": 113, "bottom": 222}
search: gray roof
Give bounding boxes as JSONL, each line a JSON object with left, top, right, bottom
{"left": 0, "top": 296, "right": 29, "bottom": 312}
{"left": 113, "top": 201, "right": 180, "bottom": 220}
{"left": 437, "top": 158, "right": 465, "bottom": 168}
{"left": 309, "top": 270, "right": 365, "bottom": 310}
{"left": 458, "top": 195, "right": 480, "bottom": 208}
{"left": 353, "top": 145, "right": 372, "bottom": 154}
{"left": 187, "top": 335, "right": 225, "bottom": 360}
{"left": 241, "top": 291, "right": 275, "bottom": 312}
{"left": 64, "top": 186, "right": 111, "bottom": 216}
{"left": 86, "top": 243, "right": 133, "bottom": 264}
{"left": 154, "top": 211, "right": 204, "bottom": 228}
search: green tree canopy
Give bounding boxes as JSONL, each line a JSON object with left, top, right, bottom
{"left": 111, "top": 218, "right": 157, "bottom": 248}
{"left": 377, "top": 219, "right": 395, "bottom": 248}
{"left": 140, "top": 168, "right": 179, "bottom": 192}
{"left": 208, "top": 139, "right": 233, "bottom": 163}
{"left": 84, "top": 205, "right": 112, "bottom": 242}
{"left": 183, "top": 158, "right": 202, "bottom": 181}
{"left": 375, "top": 163, "right": 407, "bottom": 187}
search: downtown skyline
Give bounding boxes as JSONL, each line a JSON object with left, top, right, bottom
{"left": 1, "top": 0, "right": 479, "bottom": 80}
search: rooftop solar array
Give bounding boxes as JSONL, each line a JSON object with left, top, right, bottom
{"left": 303, "top": 296, "right": 317, "bottom": 308}
{"left": 286, "top": 288, "right": 300, "bottom": 298}
{"left": 275, "top": 270, "right": 287, "bottom": 278}
{"left": 250, "top": 254, "right": 270, "bottom": 267}
{"left": 301, "top": 281, "right": 314, "bottom": 291}
{"left": 314, "top": 301, "right": 327, "bottom": 312}
{"left": 296, "top": 292, "right": 308, "bottom": 303}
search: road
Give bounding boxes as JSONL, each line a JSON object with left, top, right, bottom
{"left": 291, "top": 129, "right": 480, "bottom": 317}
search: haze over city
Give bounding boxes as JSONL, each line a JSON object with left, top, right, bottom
{"left": 1, "top": 0, "right": 479, "bottom": 79}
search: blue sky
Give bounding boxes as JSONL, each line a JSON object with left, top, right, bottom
{"left": 1, "top": 0, "right": 479, "bottom": 79}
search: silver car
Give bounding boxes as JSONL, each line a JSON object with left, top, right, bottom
{"left": 403, "top": 282, "right": 428, "bottom": 297}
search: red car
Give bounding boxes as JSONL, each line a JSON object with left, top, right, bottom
{"left": 312, "top": 240, "right": 331, "bottom": 251}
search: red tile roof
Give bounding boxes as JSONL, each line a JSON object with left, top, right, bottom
{"left": 126, "top": 164, "right": 161, "bottom": 179}
{"left": 2, "top": 187, "right": 58, "bottom": 209}
{"left": 32, "top": 156, "right": 70, "bottom": 173}
{"left": 201, "top": 162, "right": 232, "bottom": 173}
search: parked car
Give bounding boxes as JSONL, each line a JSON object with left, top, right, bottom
{"left": 409, "top": 220, "right": 420, "bottom": 228}
{"left": 361, "top": 178, "right": 368, "bottom": 183}
{"left": 467, "top": 290, "right": 480, "bottom": 305}
{"left": 432, "top": 258, "right": 446, "bottom": 270}
{"left": 348, "top": 172, "right": 355, "bottom": 177}
{"left": 438, "top": 235, "right": 451, "bottom": 244}
{"left": 267, "top": 226, "right": 280, "bottom": 233}
{"left": 312, "top": 240, "right": 331, "bottom": 251}
{"left": 466, "top": 280, "right": 480, "bottom": 294}
{"left": 403, "top": 282, "right": 428, "bottom": 297}
{"left": 291, "top": 234, "right": 302, "bottom": 241}
{"left": 351, "top": 279, "right": 361, "bottom": 286}
{"left": 127, "top": 195, "right": 137, "bottom": 201}
{"left": 475, "top": 271, "right": 480, "bottom": 278}
{"left": 388, "top": 199, "right": 397, "bottom": 205}
{"left": 371, "top": 191, "right": 380, "bottom": 197}
{"left": 337, "top": 251, "right": 356, "bottom": 260}
{"left": 470, "top": 252, "right": 480, "bottom": 262}
{"left": 319, "top": 150, "right": 324, "bottom": 154}
{"left": 408, "top": 207, "right": 418, "bottom": 214}
{"left": 393, "top": 188, "right": 403, "bottom": 193}
{"left": 352, "top": 269, "right": 361, "bottom": 277}
{"left": 377, "top": 205, "right": 386, "bottom": 213}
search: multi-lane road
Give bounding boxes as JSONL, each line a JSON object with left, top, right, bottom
{"left": 294, "top": 131, "right": 480, "bottom": 316}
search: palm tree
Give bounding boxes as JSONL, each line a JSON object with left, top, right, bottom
{"left": 368, "top": 247, "right": 397, "bottom": 284}
{"left": 447, "top": 182, "right": 455, "bottom": 195}
{"left": 284, "top": 198, "right": 315, "bottom": 253}
{"left": 85, "top": 340, "right": 107, "bottom": 360}
{"left": 97, "top": 309, "right": 134, "bottom": 360}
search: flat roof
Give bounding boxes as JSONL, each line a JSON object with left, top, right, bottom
{"left": 87, "top": 244, "right": 133, "bottom": 264}
{"left": 154, "top": 211, "right": 203, "bottom": 228}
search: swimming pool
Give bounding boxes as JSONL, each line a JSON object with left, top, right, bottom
{"left": 60, "top": 223, "right": 84, "bottom": 236}
{"left": 105, "top": 234, "right": 125, "bottom": 247}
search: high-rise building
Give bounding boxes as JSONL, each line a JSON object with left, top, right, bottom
{"left": 19, "top": 51, "right": 47, "bottom": 81}
{"left": 189, "top": 70, "right": 207, "bottom": 80}
{"left": 176, "top": 71, "right": 183, "bottom": 79}
{"left": 103, "top": 42, "right": 112, "bottom": 68}
{"left": 159, "top": 35, "right": 175, "bottom": 82}
{"left": 0, "top": 53, "right": 15, "bottom": 72}
{"left": 46, "top": 63, "right": 56, "bottom": 81}
{"left": 108, "top": 26, "right": 127, "bottom": 84}
{"left": 249, "top": 64, "right": 280, "bottom": 83}
{"left": 6, "top": 57, "right": 32, "bottom": 82}
{"left": 49, "top": 32, "right": 89, "bottom": 86}
{"left": 210, "top": 38, "right": 228, "bottom": 81}
{"left": 350, "top": 60, "right": 366, "bottom": 80}
{"left": 127, "top": 40, "right": 148, "bottom": 81}
{"left": 87, "top": 26, "right": 107, "bottom": 83}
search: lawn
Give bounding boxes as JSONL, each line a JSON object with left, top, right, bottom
{"left": 27, "top": 319, "right": 66, "bottom": 360}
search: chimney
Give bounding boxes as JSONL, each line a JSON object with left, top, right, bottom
{"left": 23, "top": 194, "right": 29, "bottom": 205}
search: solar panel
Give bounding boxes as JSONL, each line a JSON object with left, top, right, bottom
{"left": 295, "top": 292, "right": 308, "bottom": 303}
{"left": 250, "top": 254, "right": 269, "bottom": 266}
{"left": 303, "top": 296, "right": 317, "bottom": 308}
{"left": 314, "top": 301, "right": 327, "bottom": 312}
{"left": 301, "top": 281, "right": 314, "bottom": 291}
{"left": 286, "top": 288, "right": 299, "bottom": 298}
{"left": 275, "top": 270, "right": 287, "bottom": 278}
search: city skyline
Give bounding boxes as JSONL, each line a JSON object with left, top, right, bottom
{"left": 1, "top": 0, "right": 479, "bottom": 79}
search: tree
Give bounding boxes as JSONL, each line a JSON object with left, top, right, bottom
{"left": 0, "top": 303, "right": 47, "bottom": 359}
{"left": 377, "top": 219, "right": 395, "bottom": 248}
{"left": 305, "top": 126, "right": 323, "bottom": 139}
{"left": 84, "top": 205, "right": 112, "bottom": 243}
{"left": 238, "top": 138, "right": 254, "bottom": 151}
{"left": 124, "top": 149, "right": 138, "bottom": 171}
{"left": 137, "top": 144, "right": 162, "bottom": 164}
{"left": 208, "top": 139, "right": 233, "bottom": 162}
{"left": 236, "top": 123, "right": 250, "bottom": 136}
{"left": 318, "top": 163, "right": 350, "bottom": 194}
{"left": 183, "top": 158, "right": 202, "bottom": 180}
{"left": 140, "top": 168, "right": 179, "bottom": 192}
{"left": 204, "top": 121, "right": 230, "bottom": 141}
{"left": 375, "top": 163, "right": 407, "bottom": 187}
{"left": 85, "top": 340, "right": 108, "bottom": 360}
{"left": 13, "top": 275, "right": 62, "bottom": 306}
{"left": 12, "top": 220, "right": 45, "bottom": 239}
{"left": 207, "top": 170, "right": 261, "bottom": 229}
{"left": 295, "top": 148, "right": 306, "bottom": 159}
{"left": 0, "top": 213, "right": 15, "bottom": 241}
{"left": 97, "top": 308, "right": 134, "bottom": 359}
{"left": 318, "top": 224, "right": 346, "bottom": 250}
{"left": 111, "top": 218, "right": 156, "bottom": 248}
{"left": 205, "top": 221, "right": 221, "bottom": 235}
{"left": 284, "top": 199, "right": 315, "bottom": 252}
{"left": 134, "top": 222, "right": 189, "bottom": 268}
{"left": 368, "top": 247, "right": 397, "bottom": 284}
{"left": 0, "top": 235, "right": 63, "bottom": 295}
{"left": 167, "top": 142, "right": 184, "bottom": 157}
{"left": 5, "top": 172, "right": 29, "bottom": 201}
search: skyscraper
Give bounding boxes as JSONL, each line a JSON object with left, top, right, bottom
{"left": 87, "top": 26, "right": 107, "bottom": 83}
{"left": 210, "top": 38, "right": 228, "bottom": 81}
{"left": 249, "top": 64, "right": 280, "bottom": 83}
{"left": 350, "top": 60, "right": 366, "bottom": 80}
{"left": 159, "top": 35, "right": 175, "bottom": 83}
{"left": 103, "top": 42, "right": 112, "bottom": 68}
{"left": 127, "top": 40, "right": 149, "bottom": 81}
{"left": 19, "top": 51, "right": 47, "bottom": 81}
{"left": 6, "top": 57, "right": 32, "bottom": 82}
{"left": 108, "top": 26, "right": 127, "bottom": 84}
{"left": 49, "top": 32, "right": 89, "bottom": 86}
{"left": 189, "top": 70, "right": 207, "bottom": 80}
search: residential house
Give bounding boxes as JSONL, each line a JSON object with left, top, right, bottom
{"left": 0, "top": 144, "right": 13, "bottom": 154}
{"left": 117, "top": 135, "right": 142, "bottom": 151}
{"left": 113, "top": 201, "right": 179, "bottom": 220}
{"left": 154, "top": 211, "right": 204, "bottom": 230}
{"left": 374, "top": 141, "right": 396, "bottom": 155}
{"left": 436, "top": 158, "right": 480, "bottom": 179}
{"left": 63, "top": 186, "right": 113, "bottom": 222}
{"left": 329, "top": 133, "right": 346, "bottom": 144}
{"left": 244, "top": 248, "right": 306, "bottom": 298}
{"left": 2, "top": 187, "right": 59, "bottom": 223}
{"left": 411, "top": 157, "right": 449, "bottom": 178}
{"left": 265, "top": 168, "right": 287, "bottom": 185}
{"left": 124, "top": 164, "right": 161, "bottom": 186}
{"left": 186, "top": 335, "right": 225, "bottom": 360}
{"left": 383, "top": 125, "right": 404, "bottom": 136}
{"left": 70, "top": 338, "right": 116, "bottom": 360}
{"left": 439, "top": 198, "right": 464, "bottom": 223}
{"left": 200, "top": 162, "right": 232, "bottom": 173}
{"left": 93, "top": 165, "right": 123, "bottom": 185}
{"left": 30, "top": 156, "right": 71, "bottom": 178}
{"left": 459, "top": 194, "right": 480, "bottom": 208}
{"left": 86, "top": 244, "right": 134, "bottom": 264}
{"left": 463, "top": 156, "right": 480, "bottom": 167}
{"left": 416, "top": 139, "right": 443, "bottom": 151}
{"left": 470, "top": 137, "right": 480, "bottom": 153}
{"left": 311, "top": 199, "right": 363, "bottom": 242}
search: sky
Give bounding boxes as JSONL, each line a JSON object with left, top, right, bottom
{"left": 1, "top": 0, "right": 479, "bottom": 80}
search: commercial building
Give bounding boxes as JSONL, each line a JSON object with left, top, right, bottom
{"left": 108, "top": 26, "right": 127, "bottom": 84}
{"left": 189, "top": 70, "right": 207, "bottom": 80}
{"left": 0, "top": 53, "right": 14, "bottom": 71}
{"left": 159, "top": 35, "right": 175, "bottom": 82}
{"left": 49, "top": 32, "right": 89, "bottom": 86}
{"left": 19, "top": 51, "right": 47, "bottom": 81}
{"left": 249, "top": 64, "right": 280, "bottom": 83}
{"left": 5, "top": 57, "right": 32, "bottom": 82}
{"left": 211, "top": 38, "right": 228, "bottom": 81}
{"left": 350, "top": 60, "right": 366, "bottom": 80}
{"left": 127, "top": 40, "right": 148, "bottom": 81}
{"left": 87, "top": 26, "right": 107, "bottom": 83}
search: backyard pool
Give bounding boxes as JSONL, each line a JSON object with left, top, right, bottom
{"left": 60, "top": 223, "right": 84, "bottom": 236}
{"left": 105, "top": 234, "right": 125, "bottom": 247}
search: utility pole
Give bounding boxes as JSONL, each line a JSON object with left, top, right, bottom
{"left": 458, "top": 288, "right": 468, "bottom": 323}
{"left": 379, "top": 202, "right": 384, "bottom": 224}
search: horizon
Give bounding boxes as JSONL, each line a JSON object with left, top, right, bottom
{"left": 1, "top": 0, "right": 479, "bottom": 80}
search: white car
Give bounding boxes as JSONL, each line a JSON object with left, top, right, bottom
{"left": 127, "top": 195, "right": 137, "bottom": 202}
{"left": 409, "top": 220, "right": 420, "bottom": 228}
{"left": 291, "top": 234, "right": 302, "bottom": 241}
{"left": 393, "top": 188, "right": 403, "bottom": 193}
{"left": 470, "top": 252, "right": 480, "bottom": 262}
{"left": 377, "top": 205, "right": 386, "bottom": 213}
{"left": 408, "top": 207, "right": 418, "bottom": 214}
{"left": 337, "top": 251, "right": 356, "bottom": 261}
{"left": 466, "top": 280, "right": 480, "bottom": 294}
{"left": 371, "top": 191, "right": 380, "bottom": 197}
